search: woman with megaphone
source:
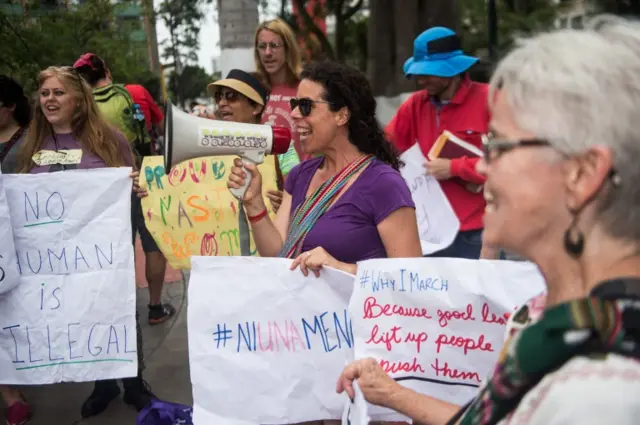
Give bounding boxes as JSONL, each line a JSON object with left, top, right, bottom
{"left": 227, "top": 60, "right": 423, "bottom": 277}
{"left": 206, "top": 69, "right": 299, "bottom": 203}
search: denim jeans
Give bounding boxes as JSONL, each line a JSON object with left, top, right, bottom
{"left": 426, "top": 229, "right": 483, "bottom": 260}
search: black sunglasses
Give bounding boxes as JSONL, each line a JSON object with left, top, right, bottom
{"left": 214, "top": 90, "right": 239, "bottom": 103}
{"left": 59, "top": 66, "right": 87, "bottom": 87}
{"left": 289, "top": 97, "right": 333, "bottom": 117}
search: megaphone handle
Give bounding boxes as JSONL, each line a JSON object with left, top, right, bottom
{"left": 229, "top": 157, "right": 256, "bottom": 201}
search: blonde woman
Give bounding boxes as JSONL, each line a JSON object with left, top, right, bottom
{"left": 254, "top": 18, "right": 305, "bottom": 212}
{"left": 15, "top": 66, "right": 153, "bottom": 420}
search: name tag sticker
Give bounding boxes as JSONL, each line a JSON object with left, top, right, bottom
{"left": 32, "top": 150, "right": 83, "bottom": 166}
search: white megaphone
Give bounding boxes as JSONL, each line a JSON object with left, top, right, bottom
{"left": 164, "top": 100, "right": 292, "bottom": 200}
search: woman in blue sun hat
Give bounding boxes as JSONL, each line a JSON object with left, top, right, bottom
{"left": 386, "top": 26, "right": 490, "bottom": 260}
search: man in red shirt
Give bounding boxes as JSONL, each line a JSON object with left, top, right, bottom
{"left": 386, "top": 27, "right": 489, "bottom": 259}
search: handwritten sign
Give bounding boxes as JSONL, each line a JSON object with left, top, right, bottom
{"left": 350, "top": 258, "right": 545, "bottom": 421}
{"left": 0, "top": 169, "right": 19, "bottom": 294}
{"left": 188, "top": 257, "right": 354, "bottom": 424}
{"left": 0, "top": 168, "right": 138, "bottom": 384}
{"left": 399, "top": 144, "right": 460, "bottom": 255}
{"left": 140, "top": 156, "right": 279, "bottom": 269}
{"left": 32, "top": 149, "right": 83, "bottom": 166}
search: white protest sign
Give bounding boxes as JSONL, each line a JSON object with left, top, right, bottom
{"left": 350, "top": 258, "right": 545, "bottom": 421}
{"left": 188, "top": 257, "right": 355, "bottom": 424}
{"left": 0, "top": 168, "right": 137, "bottom": 384}
{"left": 0, "top": 168, "right": 20, "bottom": 294}
{"left": 399, "top": 144, "right": 460, "bottom": 255}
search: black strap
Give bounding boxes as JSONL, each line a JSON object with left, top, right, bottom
{"left": 427, "top": 34, "right": 462, "bottom": 54}
{"left": 0, "top": 127, "right": 24, "bottom": 163}
{"left": 444, "top": 401, "right": 472, "bottom": 425}
{"left": 239, "top": 203, "right": 251, "bottom": 256}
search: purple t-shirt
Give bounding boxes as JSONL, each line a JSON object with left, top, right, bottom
{"left": 29, "top": 131, "right": 133, "bottom": 174}
{"left": 284, "top": 156, "right": 415, "bottom": 264}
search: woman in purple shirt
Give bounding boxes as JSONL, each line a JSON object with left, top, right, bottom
{"left": 228, "top": 61, "right": 422, "bottom": 275}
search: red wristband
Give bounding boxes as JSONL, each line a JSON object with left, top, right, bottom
{"left": 247, "top": 208, "right": 268, "bottom": 223}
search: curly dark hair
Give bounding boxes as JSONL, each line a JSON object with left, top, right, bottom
{"left": 300, "top": 60, "right": 400, "bottom": 170}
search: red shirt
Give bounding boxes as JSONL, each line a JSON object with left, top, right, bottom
{"left": 125, "top": 84, "right": 164, "bottom": 131}
{"left": 385, "top": 76, "right": 489, "bottom": 231}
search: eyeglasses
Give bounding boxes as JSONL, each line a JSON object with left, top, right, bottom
{"left": 214, "top": 91, "right": 239, "bottom": 103}
{"left": 289, "top": 97, "right": 333, "bottom": 117}
{"left": 482, "top": 132, "right": 621, "bottom": 186}
{"left": 481, "top": 133, "right": 551, "bottom": 163}
{"left": 257, "top": 42, "right": 283, "bottom": 51}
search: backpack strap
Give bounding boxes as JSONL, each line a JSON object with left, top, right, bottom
{"left": 111, "top": 84, "right": 149, "bottom": 147}
{"left": 0, "top": 127, "right": 24, "bottom": 164}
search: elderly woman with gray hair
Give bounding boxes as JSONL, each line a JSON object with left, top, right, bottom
{"left": 336, "top": 16, "right": 640, "bottom": 425}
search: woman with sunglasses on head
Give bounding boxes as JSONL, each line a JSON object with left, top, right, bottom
{"left": 336, "top": 16, "right": 640, "bottom": 425}
{"left": 15, "top": 66, "right": 153, "bottom": 420}
{"left": 228, "top": 60, "right": 422, "bottom": 280}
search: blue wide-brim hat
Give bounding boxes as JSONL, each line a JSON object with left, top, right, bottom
{"left": 404, "top": 27, "right": 478, "bottom": 78}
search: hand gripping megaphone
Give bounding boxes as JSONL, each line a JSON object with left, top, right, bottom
{"left": 163, "top": 100, "right": 292, "bottom": 200}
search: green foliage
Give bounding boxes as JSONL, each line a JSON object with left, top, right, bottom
{"left": 459, "top": 0, "right": 569, "bottom": 61}
{"left": 341, "top": 11, "right": 368, "bottom": 71}
{"left": 592, "top": 0, "right": 640, "bottom": 15}
{"left": 167, "top": 64, "right": 214, "bottom": 104}
{"left": 0, "top": 0, "right": 155, "bottom": 94}
{"left": 281, "top": 0, "right": 365, "bottom": 62}
{"left": 157, "top": 0, "right": 204, "bottom": 67}
{"left": 158, "top": 0, "right": 211, "bottom": 104}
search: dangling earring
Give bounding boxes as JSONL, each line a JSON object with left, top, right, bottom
{"left": 563, "top": 213, "right": 584, "bottom": 257}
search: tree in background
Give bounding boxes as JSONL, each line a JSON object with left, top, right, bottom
{"left": 0, "top": 0, "right": 155, "bottom": 93}
{"left": 594, "top": 0, "right": 640, "bottom": 15}
{"left": 341, "top": 10, "right": 367, "bottom": 71}
{"left": 367, "top": 0, "right": 568, "bottom": 96}
{"left": 158, "top": 0, "right": 209, "bottom": 105}
{"left": 167, "top": 64, "right": 215, "bottom": 104}
{"left": 281, "top": 0, "right": 365, "bottom": 61}
{"left": 367, "top": 0, "right": 460, "bottom": 97}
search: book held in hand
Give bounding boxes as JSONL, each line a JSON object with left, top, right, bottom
{"left": 428, "top": 129, "right": 484, "bottom": 160}
{"left": 427, "top": 130, "right": 484, "bottom": 193}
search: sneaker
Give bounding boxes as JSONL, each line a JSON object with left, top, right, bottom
{"left": 5, "top": 399, "right": 31, "bottom": 425}
{"left": 80, "top": 380, "right": 120, "bottom": 418}
{"left": 148, "top": 303, "right": 176, "bottom": 325}
{"left": 122, "top": 377, "right": 156, "bottom": 412}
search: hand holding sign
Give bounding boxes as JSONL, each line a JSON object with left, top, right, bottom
{"left": 291, "top": 246, "right": 353, "bottom": 277}
{"left": 337, "top": 358, "right": 400, "bottom": 409}
{"left": 424, "top": 158, "right": 452, "bottom": 180}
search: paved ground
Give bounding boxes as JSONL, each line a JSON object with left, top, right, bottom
{"left": 8, "top": 242, "right": 192, "bottom": 425}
